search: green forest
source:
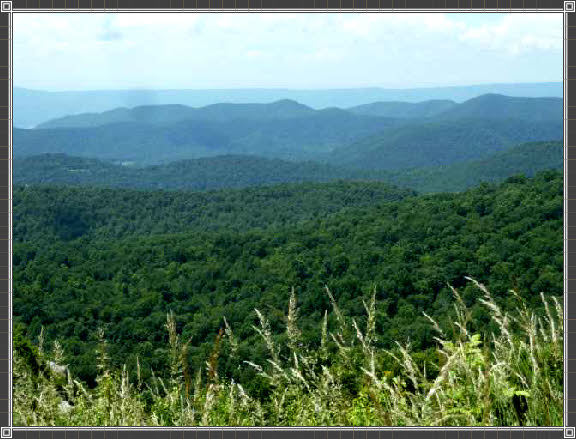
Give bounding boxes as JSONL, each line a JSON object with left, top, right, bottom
{"left": 12, "top": 93, "right": 565, "bottom": 427}
{"left": 13, "top": 170, "right": 563, "bottom": 426}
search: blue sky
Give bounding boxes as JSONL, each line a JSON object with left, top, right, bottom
{"left": 14, "top": 12, "right": 562, "bottom": 91}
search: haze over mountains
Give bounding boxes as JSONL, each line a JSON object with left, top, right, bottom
{"left": 14, "top": 88, "right": 563, "bottom": 194}
{"left": 349, "top": 94, "right": 562, "bottom": 122}
{"left": 37, "top": 93, "right": 563, "bottom": 130}
{"left": 15, "top": 82, "right": 562, "bottom": 128}
{"left": 35, "top": 99, "right": 319, "bottom": 129}
{"left": 17, "top": 106, "right": 404, "bottom": 163}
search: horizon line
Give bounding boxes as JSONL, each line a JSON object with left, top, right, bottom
{"left": 14, "top": 80, "right": 563, "bottom": 94}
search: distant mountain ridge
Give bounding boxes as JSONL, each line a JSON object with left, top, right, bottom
{"left": 36, "top": 99, "right": 317, "bottom": 129}
{"left": 36, "top": 93, "right": 563, "bottom": 129}
{"left": 348, "top": 94, "right": 562, "bottom": 122}
{"left": 16, "top": 109, "right": 406, "bottom": 164}
{"left": 14, "top": 140, "right": 562, "bottom": 193}
{"left": 15, "top": 82, "right": 562, "bottom": 128}
{"left": 348, "top": 100, "right": 457, "bottom": 118}
{"left": 435, "top": 94, "right": 562, "bottom": 122}
{"left": 14, "top": 93, "right": 563, "bottom": 171}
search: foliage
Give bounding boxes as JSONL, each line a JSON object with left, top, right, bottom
{"left": 14, "top": 154, "right": 382, "bottom": 191}
{"left": 13, "top": 179, "right": 414, "bottom": 241}
{"left": 385, "top": 141, "right": 562, "bottom": 193}
{"left": 13, "top": 280, "right": 563, "bottom": 426}
{"left": 13, "top": 171, "right": 563, "bottom": 393}
{"left": 13, "top": 92, "right": 564, "bottom": 427}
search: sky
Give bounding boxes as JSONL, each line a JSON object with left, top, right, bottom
{"left": 14, "top": 12, "right": 563, "bottom": 91}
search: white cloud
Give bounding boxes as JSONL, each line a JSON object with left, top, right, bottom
{"left": 13, "top": 12, "right": 562, "bottom": 90}
{"left": 112, "top": 13, "right": 200, "bottom": 28}
{"left": 459, "top": 13, "right": 562, "bottom": 54}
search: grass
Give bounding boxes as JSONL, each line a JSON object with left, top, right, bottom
{"left": 13, "top": 278, "right": 563, "bottom": 426}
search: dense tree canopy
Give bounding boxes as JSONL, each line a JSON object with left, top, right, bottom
{"left": 14, "top": 171, "right": 563, "bottom": 396}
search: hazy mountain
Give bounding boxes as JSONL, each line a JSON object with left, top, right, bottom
{"left": 328, "top": 118, "right": 562, "bottom": 170}
{"left": 348, "top": 100, "right": 456, "bottom": 118}
{"left": 435, "top": 94, "right": 562, "bottom": 122}
{"left": 36, "top": 100, "right": 316, "bottom": 129}
{"left": 16, "top": 93, "right": 562, "bottom": 168}
{"left": 14, "top": 121, "right": 231, "bottom": 165}
{"left": 15, "top": 112, "right": 403, "bottom": 164}
{"left": 348, "top": 94, "right": 562, "bottom": 122}
{"left": 15, "top": 82, "right": 562, "bottom": 128}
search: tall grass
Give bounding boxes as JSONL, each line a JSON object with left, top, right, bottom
{"left": 13, "top": 279, "right": 563, "bottom": 426}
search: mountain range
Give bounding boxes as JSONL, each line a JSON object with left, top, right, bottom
{"left": 35, "top": 92, "right": 563, "bottom": 129}
{"left": 14, "top": 94, "right": 563, "bottom": 170}
{"left": 15, "top": 82, "right": 562, "bottom": 128}
{"left": 35, "top": 99, "right": 318, "bottom": 129}
{"left": 16, "top": 109, "right": 403, "bottom": 164}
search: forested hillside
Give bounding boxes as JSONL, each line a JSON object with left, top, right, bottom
{"left": 13, "top": 180, "right": 415, "bottom": 241}
{"left": 14, "top": 154, "right": 379, "bottom": 191}
{"left": 384, "top": 140, "right": 563, "bottom": 192}
{"left": 14, "top": 140, "right": 563, "bottom": 194}
{"left": 14, "top": 171, "right": 562, "bottom": 401}
{"left": 328, "top": 118, "right": 562, "bottom": 170}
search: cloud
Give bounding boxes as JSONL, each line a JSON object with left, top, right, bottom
{"left": 98, "top": 18, "right": 123, "bottom": 41}
{"left": 459, "top": 13, "right": 562, "bottom": 54}
{"left": 99, "top": 30, "right": 123, "bottom": 41}
{"left": 13, "top": 12, "right": 562, "bottom": 90}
